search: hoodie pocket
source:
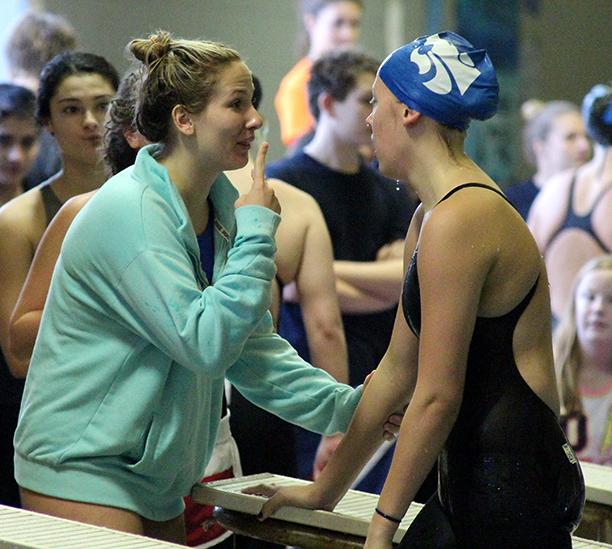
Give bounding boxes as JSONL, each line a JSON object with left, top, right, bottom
{"left": 127, "top": 413, "right": 162, "bottom": 476}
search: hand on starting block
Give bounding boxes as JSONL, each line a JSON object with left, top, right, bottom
{"left": 243, "top": 481, "right": 331, "bottom": 521}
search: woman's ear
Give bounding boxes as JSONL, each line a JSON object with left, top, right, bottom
{"left": 171, "top": 105, "right": 194, "bottom": 136}
{"left": 402, "top": 106, "right": 421, "bottom": 128}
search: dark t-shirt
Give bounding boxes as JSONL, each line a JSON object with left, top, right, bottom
{"left": 504, "top": 178, "right": 538, "bottom": 221}
{"left": 266, "top": 151, "right": 415, "bottom": 385}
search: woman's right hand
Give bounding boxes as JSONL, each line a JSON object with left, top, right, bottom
{"left": 242, "top": 482, "right": 332, "bottom": 521}
{"left": 235, "top": 142, "right": 281, "bottom": 214}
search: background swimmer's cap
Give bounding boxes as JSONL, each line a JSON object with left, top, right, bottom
{"left": 378, "top": 31, "right": 499, "bottom": 131}
{"left": 582, "top": 83, "right": 612, "bottom": 146}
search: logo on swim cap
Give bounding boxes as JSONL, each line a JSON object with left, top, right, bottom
{"left": 410, "top": 34, "right": 481, "bottom": 96}
{"left": 378, "top": 31, "right": 499, "bottom": 130}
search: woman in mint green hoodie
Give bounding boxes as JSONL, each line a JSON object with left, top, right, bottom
{"left": 13, "top": 31, "right": 362, "bottom": 543}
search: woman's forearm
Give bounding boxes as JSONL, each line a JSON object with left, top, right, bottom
{"left": 335, "top": 278, "right": 396, "bottom": 313}
{"left": 334, "top": 259, "right": 403, "bottom": 301}
{"left": 305, "top": 318, "right": 349, "bottom": 384}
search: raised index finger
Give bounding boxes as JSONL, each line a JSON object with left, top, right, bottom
{"left": 251, "top": 142, "right": 269, "bottom": 189}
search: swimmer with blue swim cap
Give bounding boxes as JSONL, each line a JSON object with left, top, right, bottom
{"left": 366, "top": 31, "right": 500, "bottom": 181}
{"left": 377, "top": 31, "right": 499, "bottom": 130}
{"left": 254, "top": 30, "right": 584, "bottom": 549}
{"left": 582, "top": 82, "right": 612, "bottom": 146}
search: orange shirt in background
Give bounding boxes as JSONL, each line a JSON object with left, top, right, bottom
{"left": 275, "top": 57, "right": 314, "bottom": 147}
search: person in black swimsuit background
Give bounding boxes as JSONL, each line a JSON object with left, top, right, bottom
{"left": 0, "top": 51, "right": 118, "bottom": 381}
{"left": 529, "top": 83, "right": 612, "bottom": 326}
{"left": 248, "top": 31, "right": 585, "bottom": 548}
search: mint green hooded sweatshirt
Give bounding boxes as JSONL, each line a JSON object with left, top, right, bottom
{"left": 14, "top": 146, "right": 361, "bottom": 520}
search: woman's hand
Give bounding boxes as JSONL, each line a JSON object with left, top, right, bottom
{"left": 242, "top": 482, "right": 332, "bottom": 521}
{"left": 364, "top": 369, "right": 406, "bottom": 441}
{"left": 235, "top": 142, "right": 281, "bottom": 214}
{"left": 376, "top": 240, "right": 404, "bottom": 261}
{"left": 313, "top": 434, "right": 343, "bottom": 480}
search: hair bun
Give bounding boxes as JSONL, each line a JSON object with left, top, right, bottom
{"left": 129, "top": 30, "right": 173, "bottom": 66}
{"left": 520, "top": 99, "right": 544, "bottom": 122}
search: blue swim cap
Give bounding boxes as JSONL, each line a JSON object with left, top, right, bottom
{"left": 378, "top": 31, "right": 499, "bottom": 131}
{"left": 582, "top": 83, "right": 612, "bottom": 146}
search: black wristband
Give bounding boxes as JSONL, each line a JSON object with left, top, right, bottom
{"left": 375, "top": 507, "right": 402, "bottom": 524}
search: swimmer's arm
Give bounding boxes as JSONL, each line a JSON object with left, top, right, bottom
{"left": 527, "top": 186, "right": 551, "bottom": 251}
{"left": 285, "top": 278, "right": 391, "bottom": 313}
{"left": 527, "top": 172, "right": 569, "bottom": 252}
{"left": 297, "top": 204, "right": 349, "bottom": 383}
{"left": 369, "top": 203, "right": 491, "bottom": 544}
{"left": 8, "top": 199, "right": 84, "bottom": 369}
{"left": 0, "top": 214, "right": 35, "bottom": 378}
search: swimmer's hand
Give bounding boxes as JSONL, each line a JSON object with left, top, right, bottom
{"left": 235, "top": 142, "right": 281, "bottom": 214}
{"left": 242, "top": 482, "right": 333, "bottom": 521}
{"left": 383, "top": 411, "right": 404, "bottom": 441}
{"left": 313, "top": 434, "right": 343, "bottom": 480}
{"left": 364, "top": 369, "right": 406, "bottom": 441}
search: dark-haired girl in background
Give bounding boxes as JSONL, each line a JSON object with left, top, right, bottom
{"left": 0, "top": 51, "right": 119, "bottom": 380}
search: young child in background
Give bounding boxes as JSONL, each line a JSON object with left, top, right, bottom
{"left": 555, "top": 254, "right": 612, "bottom": 465}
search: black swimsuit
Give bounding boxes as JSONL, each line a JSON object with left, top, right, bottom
{"left": 399, "top": 184, "right": 585, "bottom": 549}
{"left": 544, "top": 172, "right": 610, "bottom": 254}
{"left": 39, "top": 180, "right": 63, "bottom": 226}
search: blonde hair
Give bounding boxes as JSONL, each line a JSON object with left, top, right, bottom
{"left": 522, "top": 100, "right": 581, "bottom": 166}
{"left": 554, "top": 254, "right": 612, "bottom": 415}
{"left": 128, "top": 30, "right": 241, "bottom": 143}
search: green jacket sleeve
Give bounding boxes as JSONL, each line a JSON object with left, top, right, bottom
{"left": 227, "top": 315, "right": 362, "bottom": 435}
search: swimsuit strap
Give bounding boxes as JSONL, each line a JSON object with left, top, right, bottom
{"left": 565, "top": 171, "right": 579, "bottom": 216}
{"left": 437, "top": 182, "right": 510, "bottom": 206}
{"left": 39, "top": 181, "right": 63, "bottom": 226}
